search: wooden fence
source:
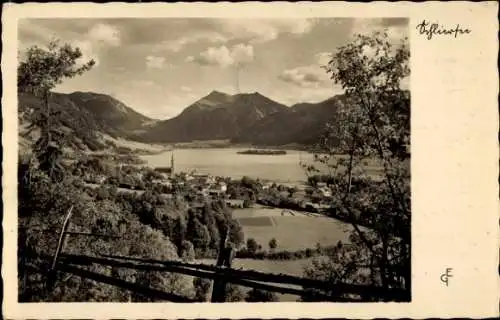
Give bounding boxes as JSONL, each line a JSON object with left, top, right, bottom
{"left": 40, "top": 206, "right": 408, "bottom": 302}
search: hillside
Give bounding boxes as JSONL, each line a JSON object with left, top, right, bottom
{"left": 136, "top": 91, "right": 350, "bottom": 146}
{"left": 232, "top": 96, "right": 347, "bottom": 146}
{"left": 18, "top": 91, "right": 157, "bottom": 152}
{"left": 66, "top": 91, "right": 154, "bottom": 136}
{"left": 139, "top": 91, "right": 289, "bottom": 143}
{"left": 19, "top": 89, "right": 409, "bottom": 152}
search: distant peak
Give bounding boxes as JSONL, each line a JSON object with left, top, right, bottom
{"left": 233, "top": 91, "right": 261, "bottom": 99}
{"left": 247, "top": 91, "right": 262, "bottom": 97}
{"left": 206, "top": 90, "right": 229, "bottom": 98}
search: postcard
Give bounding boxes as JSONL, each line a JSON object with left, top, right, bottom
{"left": 2, "top": 1, "right": 498, "bottom": 319}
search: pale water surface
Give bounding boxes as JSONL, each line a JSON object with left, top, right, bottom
{"left": 140, "top": 148, "right": 316, "bottom": 183}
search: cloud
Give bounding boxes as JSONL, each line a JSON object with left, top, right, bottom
{"left": 187, "top": 43, "right": 254, "bottom": 68}
{"left": 87, "top": 23, "right": 121, "bottom": 46}
{"left": 146, "top": 55, "right": 167, "bottom": 69}
{"left": 19, "top": 21, "right": 122, "bottom": 70}
{"left": 349, "top": 18, "right": 408, "bottom": 43}
{"left": 72, "top": 40, "right": 100, "bottom": 66}
{"left": 229, "top": 44, "right": 254, "bottom": 66}
{"left": 315, "top": 52, "right": 332, "bottom": 67}
{"left": 157, "top": 31, "right": 228, "bottom": 53}
{"left": 278, "top": 57, "right": 330, "bottom": 88}
{"left": 215, "top": 19, "right": 317, "bottom": 44}
{"left": 191, "top": 45, "right": 234, "bottom": 67}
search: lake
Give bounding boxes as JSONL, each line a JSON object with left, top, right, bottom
{"left": 140, "top": 148, "right": 317, "bottom": 184}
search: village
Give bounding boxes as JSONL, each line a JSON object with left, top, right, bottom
{"left": 80, "top": 153, "right": 335, "bottom": 214}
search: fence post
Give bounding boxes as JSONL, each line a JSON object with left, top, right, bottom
{"left": 46, "top": 205, "right": 74, "bottom": 291}
{"left": 210, "top": 228, "right": 234, "bottom": 302}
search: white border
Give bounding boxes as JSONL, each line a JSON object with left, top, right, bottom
{"left": 3, "top": 2, "right": 499, "bottom": 319}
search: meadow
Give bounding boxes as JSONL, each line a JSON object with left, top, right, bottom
{"left": 197, "top": 257, "right": 311, "bottom": 302}
{"left": 233, "top": 206, "right": 354, "bottom": 251}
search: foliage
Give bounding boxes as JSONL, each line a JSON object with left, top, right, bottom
{"left": 227, "top": 178, "right": 258, "bottom": 206}
{"left": 18, "top": 39, "right": 95, "bottom": 93}
{"left": 193, "top": 277, "right": 212, "bottom": 302}
{"left": 224, "top": 284, "right": 245, "bottom": 302}
{"left": 307, "top": 174, "right": 336, "bottom": 187}
{"left": 245, "top": 288, "right": 279, "bottom": 302}
{"left": 18, "top": 40, "right": 204, "bottom": 303}
{"left": 235, "top": 243, "right": 339, "bottom": 261}
{"left": 18, "top": 168, "right": 196, "bottom": 302}
{"left": 18, "top": 40, "right": 95, "bottom": 182}
{"left": 268, "top": 238, "right": 278, "bottom": 251}
{"left": 180, "top": 240, "right": 196, "bottom": 261}
{"left": 246, "top": 238, "right": 259, "bottom": 255}
{"left": 302, "top": 30, "right": 411, "bottom": 301}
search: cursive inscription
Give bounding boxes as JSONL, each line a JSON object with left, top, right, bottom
{"left": 416, "top": 20, "right": 471, "bottom": 40}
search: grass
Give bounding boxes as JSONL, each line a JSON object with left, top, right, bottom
{"left": 196, "top": 208, "right": 358, "bottom": 302}
{"left": 234, "top": 207, "right": 353, "bottom": 251}
{"left": 238, "top": 216, "right": 275, "bottom": 227}
{"left": 197, "top": 257, "right": 311, "bottom": 302}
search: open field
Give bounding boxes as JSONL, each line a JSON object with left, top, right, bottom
{"left": 233, "top": 206, "right": 354, "bottom": 251}
{"left": 238, "top": 216, "right": 275, "bottom": 227}
{"left": 197, "top": 258, "right": 311, "bottom": 278}
{"left": 197, "top": 257, "right": 312, "bottom": 302}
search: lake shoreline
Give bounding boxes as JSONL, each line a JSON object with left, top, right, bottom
{"left": 163, "top": 140, "right": 314, "bottom": 153}
{"left": 139, "top": 147, "right": 316, "bottom": 185}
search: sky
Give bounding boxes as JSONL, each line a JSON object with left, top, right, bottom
{"left": 18, "top": 18, "right": 408, "bottom": 120}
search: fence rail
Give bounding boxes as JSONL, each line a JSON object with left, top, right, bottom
{"left": 39, "top": 206, "right": 409, "bottom": 302}
{"left": 55, "top": 253, "right": 351, "bottom": 301}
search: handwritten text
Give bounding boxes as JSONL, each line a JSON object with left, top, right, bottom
{"left": 416, "top": 20, "right": 471, "bottom": 40}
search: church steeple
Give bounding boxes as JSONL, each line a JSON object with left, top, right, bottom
{"left": 170, "top": 152, "right": 175, "bottom": 177}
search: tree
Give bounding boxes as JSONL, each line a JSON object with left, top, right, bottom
{"left": 228, "top": 219, "right": 245, "bottom": 248}
{"left": 245, "top": 288, "right": 279, "bottom": 302}
{"left": 241, "top": 176, "right": 255, "bottom": 189}
{"left": 303, "top": 30, "right": 410, "bottom": 301}
{"left": 268, "top": 238, "right": 278, "bottom": 251}
{"left": 18, "top": 40, "right": 95, "bottom": 182}
{"left": 187, "top": 218, "right": 211, "bottom": 257}
{"left": 246, "top": 238, "right": 259, "bottom": 255}
{"left": 180, "top": 240, "right": 196, "bottom": 261}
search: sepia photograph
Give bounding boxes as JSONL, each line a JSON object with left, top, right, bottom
{"left": 16, "top": 17, "right": 411, "bottom": 303}
{"left": 4, "top": 1, "right": 500, "bottom": 319}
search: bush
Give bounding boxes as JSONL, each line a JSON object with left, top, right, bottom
{"left": 193, "top": 277, "right": 211, "bottom": 302}
{"left": 224, "top": 284, "right": 245, "bottom": 302}
{"left": 96, "top": 186, "right": 110, "bottom": 200}
{"left": 245, "top": 288, "right": 279, "bottom": 302}
{"left": 305, "top": 248, "right": 313, "bottom": 258}
{"left": 268, "top": 238, "right": 278, "bottom": 251}
{"left": 180, "top": 240, "right": 196, "bottom": 261}
{"left": 246, "top": 238, "right": 259, "bottom": 255}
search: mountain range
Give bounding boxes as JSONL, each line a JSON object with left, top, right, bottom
{"left": 18, "top": 89, "right": 406, "bottom": 151}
